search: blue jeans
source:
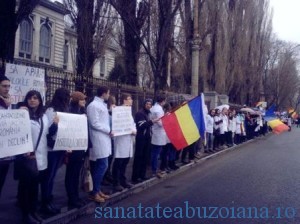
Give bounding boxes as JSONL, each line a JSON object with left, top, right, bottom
{"left": 41, "top": 151, "right": 65, "bottom": 204}
{"left": 90, "top": 157, "right": 108, "bottom": 195}
{"left": 151, "top": 145, "right": 163, "bottom": 174}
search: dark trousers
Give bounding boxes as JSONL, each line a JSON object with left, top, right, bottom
{"left": 112, "top": 157, "right": 130, "bottom": 185}
{"left": 65, "top": 151, "right": 85, "bottom": 203}
{"left": 160, "top": 144, "right": 171, "bottom": 171}
{"left": 181, "top": 143, "right": 196, "bottom": 161}
{"left": 226, "top": 131, "right": 233, "bottom": 145}
{"left": 19, "top": 175, "right": 39, "bottom": 216}
{"left": 213, "top": 134, "right": 220, "bottom": 149}
{"left": 41, "top": 151, "right": 65, "bottom": 204}
{"left": 151, "top": 145, "right": 163, "bottom": 174}
{"left": 132, "top": 137, "right": 151, "bottom": 181}
{"left": 0, "top": 162, "right": 9, "bottom": 197}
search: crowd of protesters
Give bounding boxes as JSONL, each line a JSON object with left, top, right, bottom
{"left": 0, "top": 75, "right": 269, "bottom": 224}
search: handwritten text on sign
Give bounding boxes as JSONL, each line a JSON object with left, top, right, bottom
{"left": 53, "top": 112, "right": 88, "bottom": 151}
{"left": 5, "top": 63, "right": 46, "bottom": 104}
{"left": 112, "top": 106, "right": 134, "bottom": 136}
{"left": 0, "top": 110, "right": 34, "bottom": 158}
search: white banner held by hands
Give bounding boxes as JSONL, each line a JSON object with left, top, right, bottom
{"left": 0, "top": 110, "right": 33, "bottom": 158}
{"left": 112, "top": 106, "right": 134, "bottom": 136}
{"left": 53, "top": 112, "right": 88, "bottom": 151}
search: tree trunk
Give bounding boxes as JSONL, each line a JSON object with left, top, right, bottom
{"left": 123, "top": 24, "right": 140, "bottom": 85}
{"left": 0, "top": 1, "right": 17, "bottom": 71}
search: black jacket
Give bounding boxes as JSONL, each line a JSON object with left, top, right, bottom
{"left": 135, "top": 108, "right": 153, "bottom": 139}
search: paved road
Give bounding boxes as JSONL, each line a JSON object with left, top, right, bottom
{"left": 74, "top": 128, "right": 300, "bottom": 224}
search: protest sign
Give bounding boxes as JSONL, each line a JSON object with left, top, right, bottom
{"left": 112, "top": 106, "right": 134, "bottom": 136}
{"left": 53, "top": 112, "right": 88, "bottom": 151}
{"left": 0, "top": 110, "right": 33, "bottom": 158}
{"left": 5, "top": 63, "right": 46, "bottom": 104}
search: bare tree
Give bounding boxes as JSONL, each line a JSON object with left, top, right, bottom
{"left": 64, "top": 0, "right": 115, "bottom": 93}
{"left": 110, "top": 0, "right": 149, "bottom": 85}
{"left": 0, "top": 0, "right": 40, "bottom": 72}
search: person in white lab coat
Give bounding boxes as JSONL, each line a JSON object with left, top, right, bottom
{"left": 112, "top": 93, "right": 136, "bottom": 191}
{"left": 150, "top": 95, "right": 167, "bottom": 178}
{"left": 18, "top": 90, "right": 49, "bottom": 224}
{"left": 87, "top": 86, "right": 112, "bottom": 203}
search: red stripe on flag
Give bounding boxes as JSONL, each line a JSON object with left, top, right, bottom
{"left": 162, "top": 112, "right": 188, "bottom": 150}
{"left": 272, "top": 124, "right": 289, "bottom": 134}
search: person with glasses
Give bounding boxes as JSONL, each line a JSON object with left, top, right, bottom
{"left": 0, "top": 75, "right": 12, "bottom": 198}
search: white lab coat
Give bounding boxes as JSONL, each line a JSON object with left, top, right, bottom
{"left": 31, "top": 115, "right": 49, "bottom": 171}
{"left": 205, "top": 114, "right": 214, "bottom": 134}
{"left": 150, "top": 103, "right": 167, "bottom": 146}
{"left": 114, "top": 113, "right": 136, "bottom": 158}
{"left": 87, "top": 97, "right": 112, "bottom": 160}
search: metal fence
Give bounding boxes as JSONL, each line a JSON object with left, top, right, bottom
{"left": 10, "top": 59, "right": 193, "bottom": 114}
{"left": 12, "top": 60, "right": 178, "bottom": 113}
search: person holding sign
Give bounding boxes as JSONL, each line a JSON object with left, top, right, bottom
{"left": 0, "top": 75, "right": 12, "bottom": 198}
{"left": 87, "top": 86, "right": 112, "bottom": 203}
{"left": 41, "top": 88, "right": 70, "bottom": 215}
{"left": 112, "top": 93, "right": 136, "bottom": 191}
{"left": 17, "top": 90, "right": 49, "bottom": 224}
{"left": 65, "top": 91, "right": 87, "bottom": 209}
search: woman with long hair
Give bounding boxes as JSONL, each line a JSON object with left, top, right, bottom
{"left": 65, "top": 91, "right": 87, "bottom": 208}
{"left": 41, "top": 88, "right": 70, "bottom": 215}
{"left": 18, "top": 90, "right": 49, "bottom": 224}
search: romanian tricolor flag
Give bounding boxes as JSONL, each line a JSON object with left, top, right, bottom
{"left": 162, "top": 95, "right": 206, "bottom": 150}
{"left": 268, "top": 119, "right": 289, "bottom": 134}
{"left": 288, "top": 109, "right": 297, "bottom": 119}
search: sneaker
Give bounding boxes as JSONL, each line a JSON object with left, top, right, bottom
{"left": 88, "top": 194, "right": 105, "bottom": 203}
{"left": 98, "top": 191, "right": 110, "bottom": 199}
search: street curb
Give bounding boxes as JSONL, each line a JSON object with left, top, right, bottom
{"left": 42, "top": 134, "right": 271, "bottom": 224}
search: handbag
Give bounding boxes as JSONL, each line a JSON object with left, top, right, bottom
{"left": 18, "top": 118, "right": 44, "bottom": 179}
{"left": 80, "top": 156, "right": 93, "bottom": 192}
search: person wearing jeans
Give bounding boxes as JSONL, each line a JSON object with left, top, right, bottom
{"left": 150, "top": 95, "right": 167, "bottom": 178}
{"left": 87, "top": 86, "right": 112, "bottom": 203}
{"left": 41, "top": 88, "right": 70, "bottom": 215}
{"left": 90, "top": 158, "right": 108, "bottom": 196}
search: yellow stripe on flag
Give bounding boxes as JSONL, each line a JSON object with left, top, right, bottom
{"left": 175, "top": 104, "right": 200, "bottom": 145}
{"left": 268, "top": 119, "right": 289, "bottom": 134}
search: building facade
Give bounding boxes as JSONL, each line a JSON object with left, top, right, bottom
{"left": 14, "top": 0, "right": 116, "bottom": 78}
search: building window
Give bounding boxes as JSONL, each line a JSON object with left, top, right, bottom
{"left": 100, "top": 57, "right": 105, "bottom": 77}
{"left": 39, "top": 24, "right": 51, "bottom": 63}
{"left": 19, "top": 19, "right": 33, "bottom": 59}
{"left": 63, "top": 40, "right": 68, "bottom": 69}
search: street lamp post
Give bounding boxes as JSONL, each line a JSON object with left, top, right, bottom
{"left": 191, "top": 0, "right": 199, "bottom": 96}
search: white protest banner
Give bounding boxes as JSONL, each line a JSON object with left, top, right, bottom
{"left": 53, "top": 112, "right": 88, "bottom": 151}
{"left": 5, "top": 63, "right": 46, "bottom": 104}
{"left": 0, "top": 110, "right": 33, "bottom": 158}
{"left": 112, "top": 106, "right": 134, "bottom": 136}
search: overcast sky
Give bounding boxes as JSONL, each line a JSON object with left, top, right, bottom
{"left": 270, "top": 0, "right": 300, "bottom": 43}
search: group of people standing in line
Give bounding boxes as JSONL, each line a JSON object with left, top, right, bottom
{"left": 0, "top": 74, "right": 269, "bottom": 224}
{"left": 205, "top": 107, "right": 268, "bottom": 153}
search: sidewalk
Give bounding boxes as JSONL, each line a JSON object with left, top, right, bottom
{"left": 0, "top": 136, "right": 266, "bottom": 224}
